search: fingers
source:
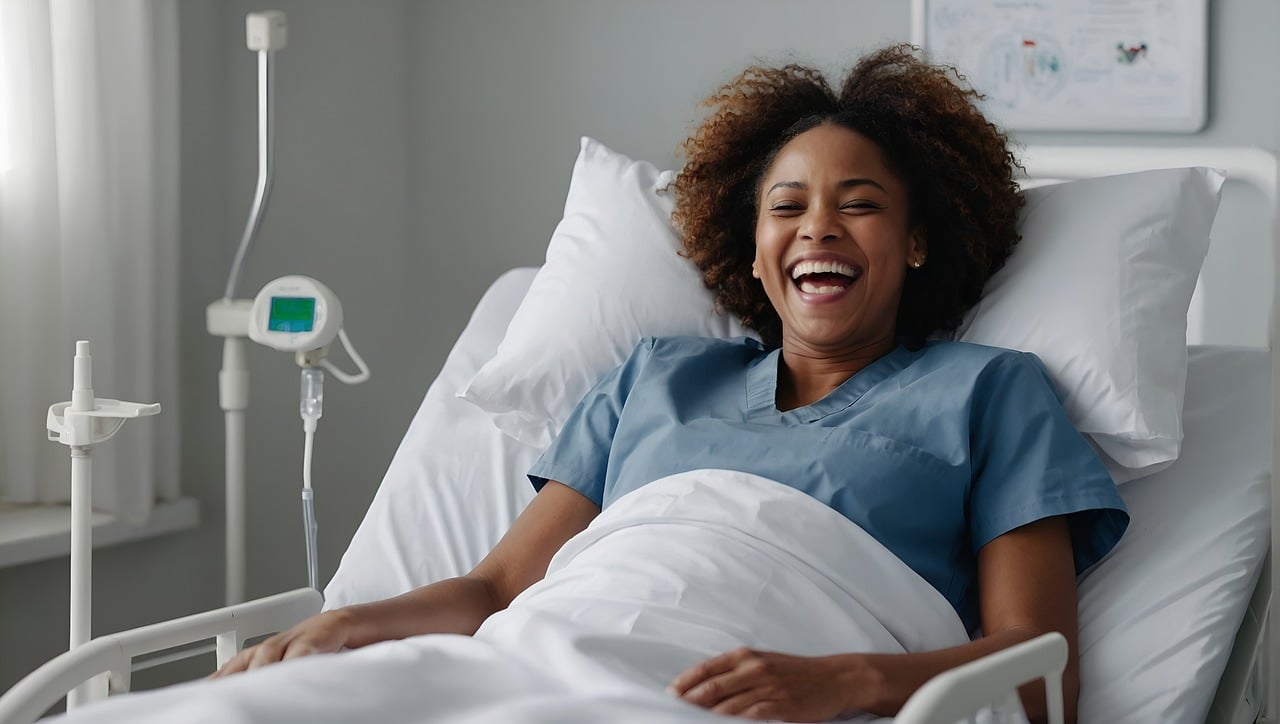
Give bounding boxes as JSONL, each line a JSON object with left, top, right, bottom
{"left": 207, "top": 611, "right": 348, "bottom": 680}
{"left": 671, "top": 647, "right": 780, "bottom": 710}
{"left": 668, "top": 646, "right": 751, "bottom": 696}
{"left": 248, "top": 639, "right": 287, "bottom": 669}
{"left": 207, "top": 637, "right": 289, "bottom": 679}
{"left": 207, "top": 648, "right": 251, "bottom": 680}
{"left": 669, "top": 648, "right": 832, "bottom": 721}
{"left": 280, "top": 641, "right": 319, "bottom": 660}
{"left": 682, "top": 671, "right": 757, "bottom": 710}
{"left": 712, "top": 691, "right": 779, "bottom": 719}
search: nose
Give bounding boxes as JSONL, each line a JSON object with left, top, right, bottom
{"left": 799, "top": 205, "right": 842, "bottom": 243}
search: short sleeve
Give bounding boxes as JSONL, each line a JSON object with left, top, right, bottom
{"left": 968, "top": 352, "right": 1129, "bottom": 574}
{"left": 526, "top": 338, "right": 656, "bottom": 505}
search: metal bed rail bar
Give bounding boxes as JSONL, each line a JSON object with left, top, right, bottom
{"left": 0, "top": 587, "right": 1063, "bottom": 724}
{"left": 0, "top": 587, "right": 321, "bottom": 724}
{"left": 896, "top": 632, "right": 1068, "bottom": 724}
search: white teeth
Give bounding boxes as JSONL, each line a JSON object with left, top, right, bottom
{"left": 798, "top": 280, "right": 847, "bottom": 295}
{"left": 790, "top": 259, "right": 858, "bottom": 279}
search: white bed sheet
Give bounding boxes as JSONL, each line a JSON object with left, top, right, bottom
{"left": 64, "top": 471, "right": 996, "bottom": 724}
{"left": 1076, "top": 344, "right": 1270, "bottom": 722}
{"left": 327, "top": 267, "right": 1270, "bottom": 723}
{"left": 323, "top": 269, "right": 542, "bottom": 607}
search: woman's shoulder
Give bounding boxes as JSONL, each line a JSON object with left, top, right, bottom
{"left": 911, "top": 340, "right": 1050, "bottom": 387}
{"left": 613, "top": 336, "right": 766, "bottom": 387}
{"left": 610, "top": 336, "right": 765, "bottom": 388}
{"left": 917, "top": 339, "right": 1038, "bottom": 367}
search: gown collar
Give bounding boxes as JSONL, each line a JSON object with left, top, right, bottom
{"left": 745, "top": 344, "right": 913, "bottom": 423}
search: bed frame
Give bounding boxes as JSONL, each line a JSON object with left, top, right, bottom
{"left": 0, "top": 145, "right": 1274, "bottom": 724}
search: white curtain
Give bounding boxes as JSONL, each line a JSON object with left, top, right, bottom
{"left": 0, "top": 0, "right": 179, "bottom": 524}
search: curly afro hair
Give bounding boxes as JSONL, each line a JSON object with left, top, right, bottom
{"left": 672, "top": 44, "right": 1023, "bottom": 349}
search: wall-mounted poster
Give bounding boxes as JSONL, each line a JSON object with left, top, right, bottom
{"left": 911, "top": 0, "right": 1208, "bottom": 132}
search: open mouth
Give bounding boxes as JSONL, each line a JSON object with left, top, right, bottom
{"left": 789, "top": 259, "right": 861, "bottom": 296}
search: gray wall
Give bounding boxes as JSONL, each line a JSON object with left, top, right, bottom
{"left": 3, "top": 0, "right": 1276, "bottom": 698}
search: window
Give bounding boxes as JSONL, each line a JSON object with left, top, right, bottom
{"left": 0, "top": 0, "right": 183, "bottom": 539}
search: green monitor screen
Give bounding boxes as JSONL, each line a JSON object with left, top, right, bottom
{"left": 268, "top": 297, "right": 316, "bottom": 333}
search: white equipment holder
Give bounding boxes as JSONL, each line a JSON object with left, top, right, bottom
{"left": 206, "top": 11, "right": 370, "bottom": 603}
{"left": 45, "top": 340, "right": 160, "bottom": 710}
{"left": 206, "top": 9, "right": 287, "bottom": 607}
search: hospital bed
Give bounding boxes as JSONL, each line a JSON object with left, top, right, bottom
{"left": 0, "top": 144, "right": 1274, "bottom": 723}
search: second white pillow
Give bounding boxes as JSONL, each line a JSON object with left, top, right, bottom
{"left": 957, "top": 167, "right": 1225, "bottom": 481}
{"left": 458, "top": 137, "right": 752, "bottom": 449}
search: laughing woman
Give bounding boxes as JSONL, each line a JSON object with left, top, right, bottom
{"left": 207, "top": 45, "right": 1127, "bottom": 724}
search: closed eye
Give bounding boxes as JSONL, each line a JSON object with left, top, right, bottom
{"left": 842, "top": 201, "right": 884, "bottom": 212}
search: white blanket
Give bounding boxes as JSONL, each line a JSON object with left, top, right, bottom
{"left": 58, "top": 470, "right": 974, "bottom": 723}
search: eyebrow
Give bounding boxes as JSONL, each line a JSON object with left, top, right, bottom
{"left": 766, "top": 178, "right": 887, "bottom": 194}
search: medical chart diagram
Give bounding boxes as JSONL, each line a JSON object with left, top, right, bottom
{"left": 911, "top": 0, "right": 1207, "bottom": 132}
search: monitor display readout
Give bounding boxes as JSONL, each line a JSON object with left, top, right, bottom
{"left": 268, "top": 296, "right": 316, "bottom": 333}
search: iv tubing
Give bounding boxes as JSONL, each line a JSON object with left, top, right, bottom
{"left": 302, "top": 489, "right": 318, "bottom": 590}
{"left": 223, "top": 48, "right": 276, "bottom": 301}
{"left": 318, "top": 329, "right": 371, "bottom": 385}
{"left": 299, "top": 366, "right": 322, "bottom": 590}
{"left": 302, "top": 426, "right": 314, "bottom": 490}
{"left": 302, "top": 416, "right": 318, "bottom": 589}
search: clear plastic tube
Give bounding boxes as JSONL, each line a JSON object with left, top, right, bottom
{"left": 299, "top": 366, "right": 324, "bottom": 428}
{"left": 299, "top": 366, "right": 323, "bottom": 589}
{"left": 318, "top": 329, "right": 371, "bottom": 384}
{"left": 301, "top": 488, "right": 318, "bottom": 590}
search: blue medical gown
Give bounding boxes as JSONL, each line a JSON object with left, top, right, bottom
{"left": 528, "top": 336, "right": 1128, "bottom": 632}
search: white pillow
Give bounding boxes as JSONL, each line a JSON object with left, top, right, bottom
{"left": 957, "top": 167, "right": 1225, "bottom": 481}
{"left": 458, "top": 137, "right": 753, "bottom": 449}
{"left": 461, "top": 138, "right": 1225, "bottom": 481}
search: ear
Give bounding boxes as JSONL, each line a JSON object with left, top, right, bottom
{"left": 909, "top": 227, "right": 928, "bottom": 268}
{"left": 751, "top": 260, "right": 761, "bottom": 279}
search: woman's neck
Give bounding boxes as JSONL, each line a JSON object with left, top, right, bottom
{"left": 775, "top": 337, "right": 896, "bottom": 411}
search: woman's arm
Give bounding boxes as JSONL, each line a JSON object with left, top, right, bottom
{"left": 670, "top": 516, "right": 1079, "bottom": 724}
{"left": 212, "top": 481, "right": 598, "bottom": 676}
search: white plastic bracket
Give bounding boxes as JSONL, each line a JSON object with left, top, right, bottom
{"left": 206, "top": 298, "right": 252, "bottom": 338}
{"left": 47, "top": 339, "right": 161, "bottom": 448}
{"left": 246, "top": 11, "right": 287, "bottom": 52}
{"left": 47, "top": 399, "right": 161, "bottom": 448}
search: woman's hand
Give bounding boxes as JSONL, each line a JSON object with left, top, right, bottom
{"left": 208, "top": 483, "right": 599, "bottom": 681}
{"left": 209, "top": 609, "right": 356, "bottom": 679}
{"left": 669, "top": 648, "right": 861, "bottom": 721}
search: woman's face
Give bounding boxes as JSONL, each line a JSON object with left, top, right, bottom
{"left": 753, "top": 123, "right": 924, "bottom": 356}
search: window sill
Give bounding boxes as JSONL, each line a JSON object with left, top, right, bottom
{"left": 0, "top": 498, "right": 200, "bottom": 569}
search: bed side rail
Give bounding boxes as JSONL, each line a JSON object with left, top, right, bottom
{"left": 0, "top": 606, "right": 1066, "bottom": 724}
{"left": 0, "top": 587, "right": 321, "bottom": 724}
{"left": 895, "top": 632, "right": 1067, "bottom": 724}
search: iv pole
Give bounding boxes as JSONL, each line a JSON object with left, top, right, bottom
{"left": 205, "top": 10, "right": 287, "bottom": 606}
